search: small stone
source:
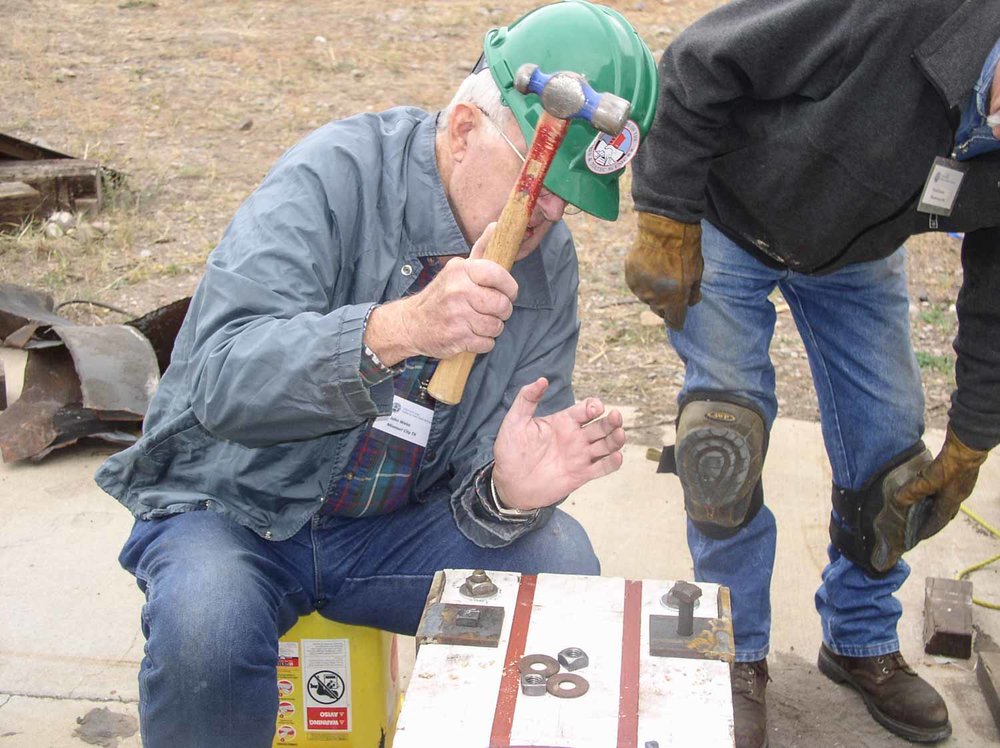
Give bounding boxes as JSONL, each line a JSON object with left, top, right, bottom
{"left": 351, "top": 69, "right": 365, "bottom": 80}
{"left": 44, "top": 223, "right": 64, "bottom": 238}
{"left": 48, "top": 210, "right": 76, "bottom": 230}
{"left": 238, "top": 118, "right": 253, "bottom": 131}
{"left": 139, "top": 249, "right": 152, "bottom": 258}
{"left": 313, "top": 35, "right": 327, "bottom": 44}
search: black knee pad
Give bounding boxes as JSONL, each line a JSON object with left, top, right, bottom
{"left": 656, "top": 391, "right": 768, "bottom": 538}
{"left": 830, "top": 442, "right": 934, "bottom": 577}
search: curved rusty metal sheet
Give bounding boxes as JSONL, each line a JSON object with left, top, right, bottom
{"left": 50, "top": 324, "right": 159, "bottom": 416}
{"left": 0, "top": 282, "right": 74, "bottom": 345}
{"left": 127, "top": 296, "right": 190, "bottom": 374}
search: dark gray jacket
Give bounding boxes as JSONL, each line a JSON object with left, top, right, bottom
{"left": 633, "top": 0, "right": 1000, "bottom": 450}
{"left": 96, "top": 110, "right": 580, "bottom": 546}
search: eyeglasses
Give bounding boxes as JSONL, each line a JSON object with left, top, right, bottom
{"left": 478, "top": 108, "right": 583, "bottom": 216}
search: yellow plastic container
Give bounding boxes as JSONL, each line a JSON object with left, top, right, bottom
{"left": 273, "top": 614, "right": 400, "bottom": 747}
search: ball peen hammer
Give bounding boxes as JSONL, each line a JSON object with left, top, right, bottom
{"left": 426, "top": 64, "right": 631, "bottom": 405}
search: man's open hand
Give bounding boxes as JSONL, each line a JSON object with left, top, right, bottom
{"left": 491, "top": 378, "right": 626, "bottom": 511}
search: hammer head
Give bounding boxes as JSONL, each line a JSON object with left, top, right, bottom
{"left": 514, "top": 63, "right": 631, "bottom": 136}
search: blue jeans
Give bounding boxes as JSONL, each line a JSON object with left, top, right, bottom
{"left": 673, "top": 222, "right": 924, "bottom": 662}
{"left": 120, "top": 501, "right": 598, "bottom": 748}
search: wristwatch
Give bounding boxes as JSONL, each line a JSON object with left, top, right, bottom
{"left": 489, "top": 470, "right": 538, "bottom": 521}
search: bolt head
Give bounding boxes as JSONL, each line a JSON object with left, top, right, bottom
{"left": 668, "top": 581, "right": 703, "bottom": 606}
{"left": 557, "top": 647, "right": 589, "bottom": 671}
{"left": 460, "top": 570, "right": 497, "bottom": 598}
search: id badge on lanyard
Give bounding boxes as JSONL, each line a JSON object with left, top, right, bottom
{"left": 917, "top": 156, "right": 968, "bottom": 217}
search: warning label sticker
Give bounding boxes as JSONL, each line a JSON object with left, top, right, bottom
{"left": 275, "top": 724, "right": 296, "bottom": 743}
{"left": 278, "top": 641, "right": 301, "bottom": 668}
{"left": 303, "top": 639, "right": 352, "bottom": 732}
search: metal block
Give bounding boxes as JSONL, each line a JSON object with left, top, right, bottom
{"left": 415, "top": 602, "right": 504, "bottom": 648}
{"left": 923, "top": 577, "right": 973, "bottom": 659}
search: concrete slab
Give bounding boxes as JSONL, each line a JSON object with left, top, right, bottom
{"left": 2, "top": 346, "right": 1000, "bottom": 746}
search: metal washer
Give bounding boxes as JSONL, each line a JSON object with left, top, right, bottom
{"left": 518, "top": 654, "right": 560, "bottom": 679}
{"left": 546, "top": 672, "right": 590, "bottom": 699}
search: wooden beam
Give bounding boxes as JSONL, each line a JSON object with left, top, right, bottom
{"left": 0, "top": 133, "right": 74, "bottom": 161}
{"left": 0, "top": 159, "right": 101, "bottom": 221}
{"left": 923, "top": 577, "right": 974, "bottom": 659}
{"left": 0, "top": 181, "right": 44, "bottom": 225}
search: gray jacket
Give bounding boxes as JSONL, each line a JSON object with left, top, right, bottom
{"left": 95, "top": 109, "right": 580, "bottom": 546}
{"left": 633, "top": 0, "right": 1000, "bottom": 449}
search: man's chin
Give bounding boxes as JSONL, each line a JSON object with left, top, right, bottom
{"left": 515, "top": 225, "right": 550, "bottom": 261}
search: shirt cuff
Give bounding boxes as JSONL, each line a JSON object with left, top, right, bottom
{"left": 359, "top": 304, "right": 402, "bottom": 388}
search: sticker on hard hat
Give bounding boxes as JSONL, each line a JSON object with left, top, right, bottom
{"left": 585, "top": 120, "right": 640, "bottom": 174}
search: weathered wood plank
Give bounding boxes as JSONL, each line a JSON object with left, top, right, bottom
{"left": 0, "top": 159, "right": 101, "bottom": 221}
{"left": 923, "top": 577, "right": 973, "bottom": 659}
{"left": 0, "top": 133, "right": 74, "bottom": 161}
{"left": 0, "top": 181, "right": 44, "bottom": 224}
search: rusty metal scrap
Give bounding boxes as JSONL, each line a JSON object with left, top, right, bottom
{"left": 0, "top": 283, "right": 191, "bottom": 462}
{"left": 0, "top": 282, "right": 74, "bottom": 345}
{"left": 0, "top": 325, "right": 158, "bottom": 462}
{"left": 126, "top": 296, "right": 190, "bottom": 374}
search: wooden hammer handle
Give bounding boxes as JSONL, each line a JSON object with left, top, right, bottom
{"left": 427, "top": 113, "right": 571, "bottom": 405}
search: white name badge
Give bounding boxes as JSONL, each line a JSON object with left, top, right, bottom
{"left": 372, "top": 395, "right": 434, "bottom": 447}
{"left": 917, "top": 156, "right": 967, "bottom": 216}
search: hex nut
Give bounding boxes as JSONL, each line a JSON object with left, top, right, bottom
{"left": 460, "top": 569, "right": 498, "bottom": 598}
{"left": 520, "top": 672, "right": 547, "bottom": 696}
{"left": 557, "top": 646, "right": 589, "bottom": 671}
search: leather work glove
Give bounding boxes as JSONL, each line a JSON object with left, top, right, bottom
{"left": 625, "top": 212, "right": 703, "bottom": 330}
{"left": 895, "top": 426, "right": 988, "bottom": 542}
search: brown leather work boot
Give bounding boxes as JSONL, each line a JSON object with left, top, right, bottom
{"left": 818, "top": 644, "right": 951, "bottom": 742}
{"left": 731, "top": 659, "right": 769, "bottom": 748}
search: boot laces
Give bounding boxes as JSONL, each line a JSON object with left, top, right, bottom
{"left": 733, "top": 661, "right": 769, "bottom": 698}
{"left": 876, "top": 651, "right": 907, "bottom": 675}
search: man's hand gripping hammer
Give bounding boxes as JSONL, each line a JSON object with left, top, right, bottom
{"left": 426, "top": 65, "right": 631, "bottom": 405}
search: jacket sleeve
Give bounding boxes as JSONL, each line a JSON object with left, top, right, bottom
{"left": 182, "top": 144, "right": 388, "bottom": 447}
{"left": 949, "top": 227, "right": 1000, "bottom": 451}
{"left": 448, "top": 236, "right": 580, "bottom": 548}
{"left": 631, "top": 0, "right": 858, "bottom": 221}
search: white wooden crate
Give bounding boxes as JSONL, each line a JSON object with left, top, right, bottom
{"left": 393, "top": 570, "right": 735, "bottom": 748}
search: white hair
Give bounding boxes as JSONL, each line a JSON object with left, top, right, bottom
{"left": 438, "top": 68, "right": 517, "bottom": 131}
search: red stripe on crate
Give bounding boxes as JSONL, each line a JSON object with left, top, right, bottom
{"left": 489, "top": 574, "right": 537, "bottom": 748}
{"left": 618, "top": 579, "right": 642, "bottom": 748}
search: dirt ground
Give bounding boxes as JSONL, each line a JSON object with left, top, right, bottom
{"left": 0, "top": 0, "right": 963, "bottom": 449}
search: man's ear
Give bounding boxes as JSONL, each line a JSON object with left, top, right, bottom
{"left": 447, "top": 103, "right": 479, "bottom": 163}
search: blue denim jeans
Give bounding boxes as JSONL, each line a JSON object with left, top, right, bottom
{"left": 672, "top": 222, "right": 925, "bottom": 662}
{"left": 120, "top": 501, "right": 598, "bottom": 748}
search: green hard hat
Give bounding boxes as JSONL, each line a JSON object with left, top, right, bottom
{"left": 482, "top": 0, "right": 658, "bottom": 220}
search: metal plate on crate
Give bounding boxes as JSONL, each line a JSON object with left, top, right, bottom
{"left": 649, "top": 614, "right": 734, "bottom": 661}
{"left": 415, "top": 602, "right": 505, "bottom": 648}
